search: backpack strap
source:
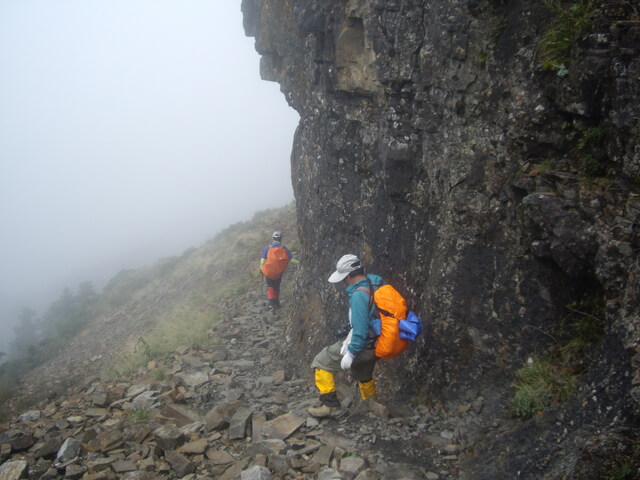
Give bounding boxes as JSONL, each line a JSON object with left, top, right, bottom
{"left": 355, "top": 284, "right": 374, "bottom": 314}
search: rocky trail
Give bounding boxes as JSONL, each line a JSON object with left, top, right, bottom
{"left": 0, "top": 286, "right": 487, "bottom": 480}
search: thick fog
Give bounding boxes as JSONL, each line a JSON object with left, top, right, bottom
{"left": 0, "top": 1, "right": 299, "bottom": 355}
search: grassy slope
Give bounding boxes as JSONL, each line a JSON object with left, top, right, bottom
{"left": 0, "top": 203, "right": 298, "bottom": 418}
{"left": 108, "top": 202, "right": 300, "bottom": 376}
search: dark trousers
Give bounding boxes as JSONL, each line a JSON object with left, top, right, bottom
{"left": 265, "top": 275, "right": 282, "bottom": 307}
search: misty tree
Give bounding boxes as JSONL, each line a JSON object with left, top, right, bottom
{"left": 9, "top": 307, "right": 40, "bottom": 357}
{"left": 42, "top": 283, "right": 98, "bottom": 338}
{"left": 77, "top": 280, "right": 97, "bottom": 302}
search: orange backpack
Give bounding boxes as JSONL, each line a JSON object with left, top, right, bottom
{"left": 359, "top": 282, "right": 409, "bottom": 359}
{"left": 261, "top": 246, "right": 290, "bottom": 279}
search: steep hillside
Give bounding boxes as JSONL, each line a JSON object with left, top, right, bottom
{"left": 2, "top": 204, "right": 299, "bottom": 419}
{"left": 242, "top": 0, "right": 639, "bottom": 478}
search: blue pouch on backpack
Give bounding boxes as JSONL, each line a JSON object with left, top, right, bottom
{"left": 399, "top": 311, "right": 422, "bottom": 340}
{"left": 369, "top": 317, "right": 381, "bottom": 336}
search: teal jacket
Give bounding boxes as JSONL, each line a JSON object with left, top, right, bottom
{"left": 345, "top": 273, "right": 384, "bottom": 355}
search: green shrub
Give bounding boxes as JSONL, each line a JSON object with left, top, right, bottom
{"left": 538, "top": 0, "right": 599, "bottom": 71}
{"left": 559, "top": 292, "right": 605, "bottom": 363}
{"left": 511, "top": 358, "right": 575, "bottom": 418}
{"left": 152, "top": 367, "right": 166, "bottom": 381}
{"left": 581, "top": 155, "right": 606, "bottom": 177}
{"left": 126, "top": 406, "right": 150, "bottom": 423}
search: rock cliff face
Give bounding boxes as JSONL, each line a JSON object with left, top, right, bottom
{"left": 242, "top": 0, "right": 639, "bottom": 476}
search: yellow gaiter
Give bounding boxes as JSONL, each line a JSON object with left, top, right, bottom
{"left": 314, "top": 368, "right": 336, "bottom": 394}
{"left": 358, "top": 378, "right": 377, "bottom": 400}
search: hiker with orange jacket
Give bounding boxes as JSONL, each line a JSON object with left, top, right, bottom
{"left": 308, "top": 254, "right": 381, "bottom": 417}
{"left": 260, "top": 231, "right": 299, "bottom": 309}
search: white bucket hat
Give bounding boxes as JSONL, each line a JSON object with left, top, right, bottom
{"left": 328, "top": 254, "right": 362, "bottom": 283}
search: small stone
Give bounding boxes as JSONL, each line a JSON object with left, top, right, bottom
{"left": 180, "top": 438, "right": 208, "bottom": 454}
{"left": 241, "top": 465, "right": 271, "bottom": 480}
{"left": 55, "top": 437, "right": 82, "bottom": 464}
{"left": 317, "top": 468, "right": 342, "bottom": 480}
{"left": 444, "top": 444, "right": 460, "bottom": 455}
{"left": 165, "top": 450, "right": 195, "bottom": 477}
{"left": 205, "top": 448, "right": 236, "bottom": 465}
{"left": 340, "top": 455, "right": 365, "bottom": 478}
{"left": 229, "top": 407, "right": 253, "bottom": 440}
{"left": 63, "top": 464, "right": 86, "bottom": 480}
{"left": 261, "top": 413, "right": 305, "bottom": 440}
{"left": 111, "top": 459, "right": 138, "bottom": 473}
{"left": 153, "top": 425, "right": 185, "bottom": 452}
{"left": 19, "top": 410, "right": 41, "bottom": 422}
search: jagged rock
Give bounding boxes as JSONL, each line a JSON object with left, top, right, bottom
{"left": 354, "top": 470, "right": 379, "bottom": 480}
{"left": 152, "top": 425, "right": 184, "bottom": 452}
{"left": 375, "top": 461, "right": 425, "bottom": 480}
{"left": 240, "top": 465, "right": 271, "bottom": 480}
{"left": 272, "top": 370, "right": 285, "bottom": 385}
{"left": 174, "top": 371, "right": 209, "bottom": 388}
{"left": 317, "top": 468, "right": 343, "bottom": 480}
{"left": 111, "top": 460, "right": 137, "bottom": 474}
{"left": 31, "top": 436, "right": 63, "bottom": 459}
{"left": 160, "top": 404, "right": 199, "bottom": 428}
{"left": 0, "top": 430, "right": 34, "bottom": 453}
{"left": 228, "top": 407, "right": 253, "bottom": 440}
{"left": 63, "top": 464, "right": 86, "bottom": 479}
{"left": 339, "top": 456, "right": 366, "bottom": 480}
{"left": 266, "top": 454, "right": 289, "bottom": 476}
{"left": 217, "top": 457, "right": 250, "bottom": 480}
{"left": 54, "top": 419, "right": 70, "bottom": 430}
{"left": 203, "top": 402, "right": 240, "bottom": 432}
{"left": 205, "top": 448, "right": 236, "bottom": 465}
{"left": 89, "top": 429, "right": 124, "bottom": 453}
{"left": 121, "top": 472, "right": 162, "bottom": 480}
{"left": 39, "top": 467, "right": 58, "bottom": 480}
{"left": 55, "top": 437, "right": 82, "bottom": 465}
{"left": 86, "top": 408, "right": 109, "bottom": 419}
{"left": 86, "top": 455, "right": 116, "bottom": 472}
{"left": 0, "top": 443, "right": 11, "bottom": 459}
{"left": 0, "top": 460, "right": 28, "bottom": 480}
{"left": 443, "top": 445, "right": 460, "bottom": 455}
{"left": 311, "top": 445, "right": 333, "bottom": 466}
{"left": 88, "top": 389, "right": 109, "bottom": 407}
{"left": 125, "top": 423, "right": 152, "bottom": 444}
{"left": 28, "top": 460, "right": 53, "bottom": 480}
{"left": 180, "top": 438, "right": 208, "bottom": 455}
{"left": 132, "top": 391, "right": 160, "bottom": 409}
{"left": 126, "top": 384, "right": 151, "bottom": 399}
{"left": 164, "top": 450, "right": 195, "bottom": 477}
{"left": 182, "top": 355, "right": 209, "bottom": 369}
{"left": 260, "top": 413, "right": 305, "bottom": 440}
{"left": 19, "top": 410, "right": 40, "bottom": 423}
{"left": 66, "top": 416, "right": 84, "bottom": 426}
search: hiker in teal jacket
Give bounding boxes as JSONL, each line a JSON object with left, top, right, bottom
{"left": 309, "top": 254, "right": 380, "bottom": 417}
{"left": 344, "top": 273, "right": 383, "bottom": 357}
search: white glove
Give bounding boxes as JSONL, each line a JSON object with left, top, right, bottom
{"left": 340, "top": 351, "right": 354, "bottom": 370}
{"left": 340, "top": 329, "right": 353, "bottom": 355}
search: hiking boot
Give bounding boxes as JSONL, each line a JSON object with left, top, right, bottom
{"left": 307, "top": 404, "right": 332, "bottom": 418}
{"left": 319, "top": 391, "right": 341, "bottom": 408}
{"left": 307, "top": 404, "right": 346, "bottom": 418}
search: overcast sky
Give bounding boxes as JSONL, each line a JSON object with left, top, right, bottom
{"left": 0, "top": 0, "right": 299, "bottom": 353}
